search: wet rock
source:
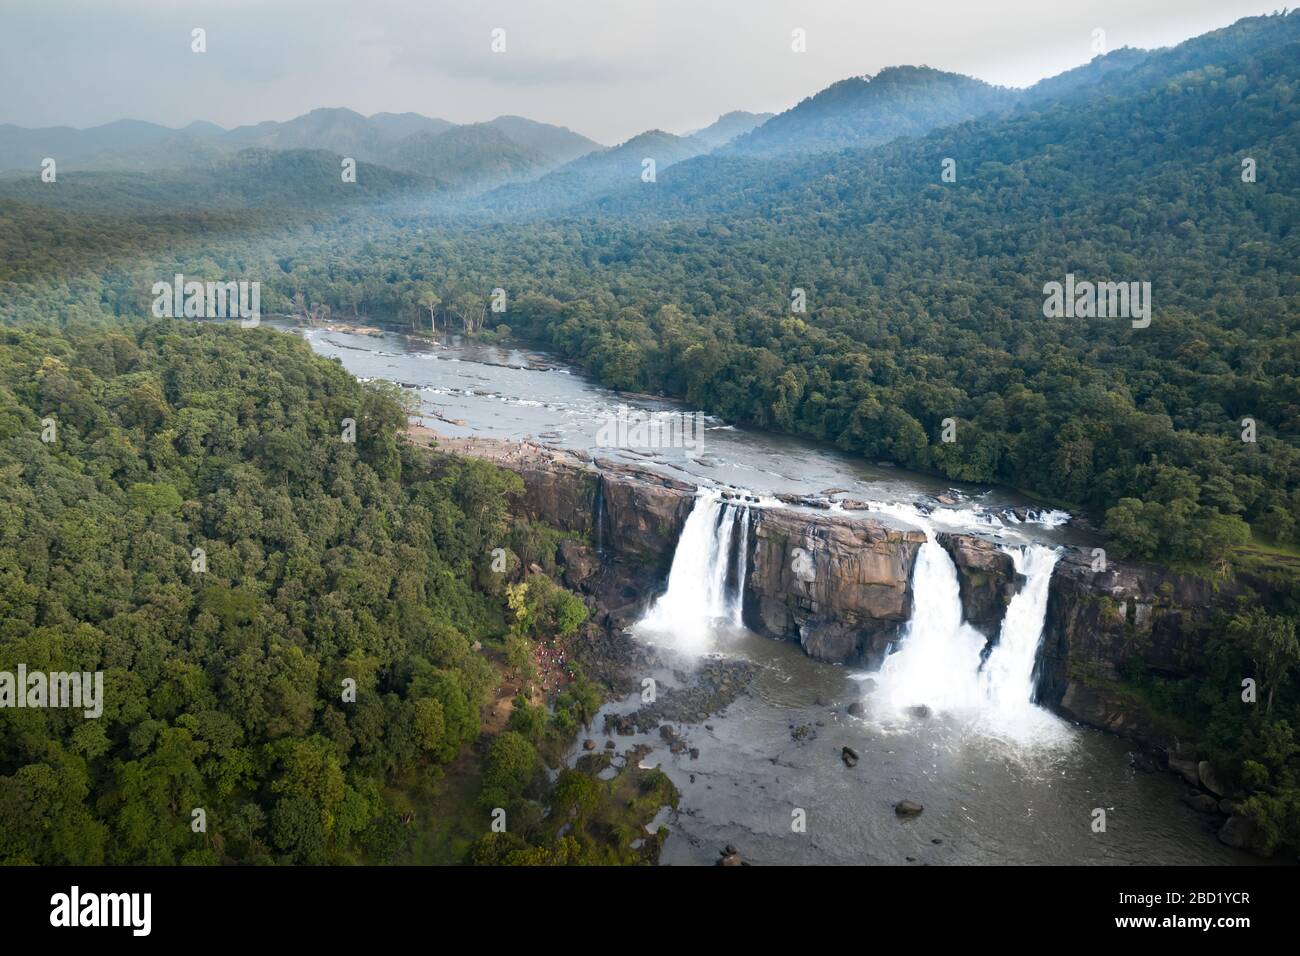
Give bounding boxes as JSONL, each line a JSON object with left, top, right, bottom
{"left": 748, "top": 508, "right": 924, "bottom": 664}
{"left": 605, "top": 740, "right": 616, "bottom": 750}
{"left": 841, "top": 746, "right": 859, "bottom": 768}
{"left": 1217, "top": 815, "right": 1260, "bottom": 852}
{"left": 717, "top": 845, "right": 748, "bottom": 866}
{"left": 689, "top": 748, "right": 699, "bottom": 760}
{"left": 775, "top": 493, "right": 831, "bottom": 509}
{"left": 894, "top": 800, "right": 924, "bottom": 817}
{"left": 1167, "top": 756, "right": 1201, "bottom": 788}
{"left": 847, "top": 701, "right": 866, "bottom": 718}
{"left": 1128, "top": 750, "right": 1160, "bottom": 774}
{"left": 583, "top": 739, "right": 596, "bottom": 751}
{"left": 1198, "top": 760, "right": 1226, "bottom": 798}
{"left": 935, "top": 533, "right": 1018, "bottom": 634}
{"left": 908, "top": 705, "right": 932, "bottom": 719}
{"left": 1181, "top": 791, "right": 1220, "bottom": 814}
{"left": 790, "top": 723, "right": 815, "bottom": 743}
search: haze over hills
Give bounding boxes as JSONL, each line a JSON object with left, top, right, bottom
{"left": 685, "top": 110, "right": 776, "bottom": 149}
{"left": 0, "top": 106, "right": 604, "bottom": 184}
{"left": 0, "top": 49, "right": 1210, "bottom": 205}
{"left": 474, "top": 128, "right": 712, "bottom": 214}
{"left": 724, "top": 65, "right": 1017, "bottom": 157}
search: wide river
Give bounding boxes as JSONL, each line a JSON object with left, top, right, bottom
{"left": 297, "top": 323, "right": 1260, "bottom": 866}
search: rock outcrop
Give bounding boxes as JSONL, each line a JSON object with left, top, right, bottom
{"left": 746, "top": 508, "right": 924, "bottom": 663}
{"left": 1036, "top": 550, "right": 1246, "bottom": 748}
{"left": 936, "top": 533, "right": 1018, "bottom": 635}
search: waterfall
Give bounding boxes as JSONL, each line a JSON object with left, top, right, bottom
{"left": 875, "top": 527, "right": 989, "bottom": 712}
{"left": 593, "top": 476, "right": 606, "bottom": 555}
{"left": 873, "top": 525, "right": 1066, "bottom": 741}
{"left": 637, "top": 490, "right": 750, "bottom": 652}
{"left": 731, "top": 505, "right": 749, "bottom": 627}
{"left": 980, "top": 544, "right": 1060, "bottom": 711}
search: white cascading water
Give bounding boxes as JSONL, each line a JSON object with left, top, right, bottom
{"left": 638, "top": 490, "right": 749, "bottom": 652}
{"left": 868, "top": 506, "right": 1068, "bottom": 742}
{"left": 979, "top": 545, "right": 1060, "bottom": 713}
{"left": 639, "top": 491, "right": 1067, "bottom": 742}
{"left": 875, "top": 525, "right": 989, "bottom": 712}
{"left": 731, "top": 506, "right": 749, "bottom": 627}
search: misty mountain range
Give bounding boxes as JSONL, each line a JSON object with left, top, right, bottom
{"left": 0, "top": 43, "right": 1195, "bottom": 206}
{"left": 0, "top": 106, "right": 771, "bottom": 193}
{"left": 0, "top": 50, "right": 1139, "bottom": 202}
{"left": 1, "top": 14, "right": 1294, "bottom": 221}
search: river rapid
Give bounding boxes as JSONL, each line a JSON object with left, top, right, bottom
{"left": 296, "top": 323, "right": 1260, "bottom": 866}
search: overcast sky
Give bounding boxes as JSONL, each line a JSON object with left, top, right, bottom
{"left": 1, "top": 0, "right": 1285, "bottom": 144}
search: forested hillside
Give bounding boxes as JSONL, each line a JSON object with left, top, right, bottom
{"left": 724, "top": 65, "right": 1015, "bottom": 156}
{"left": 0, "top": 321, "right": 605, "bottom": 864}
{"left": 0, "top": 107, "right": 601, "bottom": 179}
{"left": 1, "top": 13, "right": 1297, "bottom": 568}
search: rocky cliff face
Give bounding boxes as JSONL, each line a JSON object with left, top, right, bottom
{"left": 436, "top": 435, "right": 1236, "bottom": 730}
{"left": 505, "top": 448, "right": 695, "bottom": 573}
{"left": 746, "top": 508, "right": 924, "bottom": 663}
{"left": 437, "top": 433, "right": 1277, "bottom": 856}
{"left": 936, "top": 533, "right": 1018, "bottom": 635}
{"left": 508, "top": 446, "right": 929, "bottom": 664}
{"left": 1036, "top": 550, "right": 1244, "bottom": 746}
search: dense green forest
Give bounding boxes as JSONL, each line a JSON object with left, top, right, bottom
{"left": 0, "top": 321, "right": 643, "bottom": 865}
{"left": 0, "top": 10, "right": 1297, "bottom": 865}
{"left": 3, "top": 15, "right": 1295, "bottom": 567}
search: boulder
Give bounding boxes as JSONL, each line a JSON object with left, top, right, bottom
{"left": 841, "top": 747, "right": 859, "bottom": 768}
{"left": 1129, "top": 750, "right": 1161, "bottom": 774}
{"left": 1198, "top": 760, "right": 1226, "bottom": 798}
{"left": 717, "top": 844, "right": 747, "bottom": 866}
{"left": 1181, "top": 791, "right": 1220, "bottom": 813}
{"left": 936, "top": 533, "right": 1018, "bottom": 634}
{"left": 1167, "top": 756, "right": 1202, "bottom": 788}
{"left": 557, "top": 538, "right": 600, "bottom": 590}
{"left": 1217, "top": 815, "right": 1260, "bottom": 851}
{"left": 847, "top": 701, "right": 866, "bottom": 718}
{"left": 894, "top": 800, "right": 924, "bottom": 817}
